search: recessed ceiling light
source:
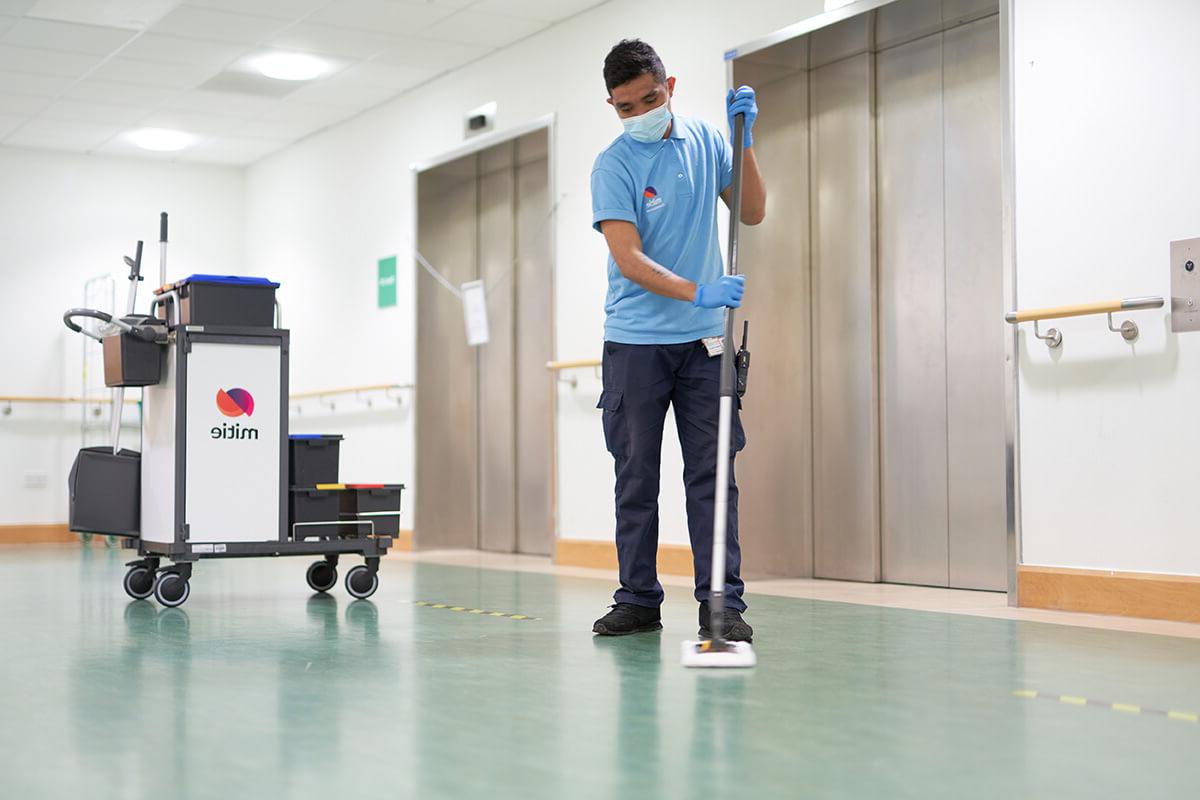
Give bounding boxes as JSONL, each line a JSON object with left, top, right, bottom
{"left": 126, "top": 128, "right": 196, "bottom": 152}
{"left": 252, "top": 52, "right": 331, "bottom": 82}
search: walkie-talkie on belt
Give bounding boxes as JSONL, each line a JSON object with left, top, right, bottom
{"left": 735, "top": 320, "right": 750, "bottom": 398}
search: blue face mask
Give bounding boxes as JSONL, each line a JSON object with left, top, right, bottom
{"left": 622, "top": 101, "right": 672, "bottom": 143}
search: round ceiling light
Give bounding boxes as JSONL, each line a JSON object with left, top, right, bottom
{"left": 126, "top": 128, "right": 196, "bottom": 152}
{"left": 252, "top": 52, "right": 330, "bottom": 82}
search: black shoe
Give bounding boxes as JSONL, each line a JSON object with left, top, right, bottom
{"left": 698, "top": 602, "right": 754, "bottom": 643}
{"left": 592, "top": 603, "right": 662, "bottom": 636}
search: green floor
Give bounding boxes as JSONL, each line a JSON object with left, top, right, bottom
{"left": 1, "top": 546, "right": 1198, "bottom": 799}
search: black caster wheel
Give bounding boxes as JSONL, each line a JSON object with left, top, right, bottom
{"left": 345, "top": 565, "right": 378, "bottom": 600}
{"left": 306, "top": 560, "right": 338, "bottom": 593}
{"left": 154, "top": 572, "right": 190, "bottom": 608}
{"left": 123, "top": 565, "right": 155, "bottom": 600}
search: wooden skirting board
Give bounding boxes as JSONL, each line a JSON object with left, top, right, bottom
{"left": 0, "top": 524, "right": 78, "bottom": 544}
{"left": 1019, "top": 565, "right": 1200, "bottom": 624}
{"left": 0, "top": 524, "right": 415, "bottom": 552}
{"left": 554, "top": 538, "right": 694, "bottom": 576}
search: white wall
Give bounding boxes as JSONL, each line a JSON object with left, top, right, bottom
{"left": 0, "top": 146, "right": 244, "bottom": 526}
{"left": 246, "top": 0, "right": 824, "bottom": 544}
{"left": 1013, "top": 0, "right": 1200, "bottom": 574}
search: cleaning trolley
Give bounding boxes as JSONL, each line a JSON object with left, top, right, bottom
{"left": 63, "top": 213, "right": 403, "bottom": 607}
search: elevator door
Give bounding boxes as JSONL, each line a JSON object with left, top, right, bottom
{"left": 415, "top": 128, "right": 554, "bottom": 556}
{"left": 877, "top": 15, "right": 1005, "bottom": 589}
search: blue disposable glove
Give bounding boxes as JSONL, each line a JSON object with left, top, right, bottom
{"left": 726, "top": 85, "right": 758, "bottom": 149}
{"left": 693, "top": 274, "right": 745, "bottom": 309}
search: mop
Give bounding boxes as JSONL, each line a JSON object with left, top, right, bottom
{"left": 681, "top": 112, "right": 756, "bottom": 669}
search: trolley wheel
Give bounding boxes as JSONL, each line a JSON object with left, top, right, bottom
{"left": 153, "top": 572, "right": 191, "bottom": 608}
{"left": 345, "top": 565, "right": 378, "bottom": 600}
{"left": 123, "top": 565, "right": 155, "bottom": 600}
{"left": 306, "top": 560, "right": 338, "bottom": 593}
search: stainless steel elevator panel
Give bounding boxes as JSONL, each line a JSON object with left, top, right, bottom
{"left": 477, "top": 146, "right": 517, "bottom": 553}
{"left": 811, "top": 53, "right": 881, "bottom": 582}
{"left": 416, "top": 165, "right": 479, "bottom": 550}
{"left": 878, "top": 33, "right": 950, "bottom": 587}
{"left": 732, "top": 68, "right": 814, "bottom": 579}
{"left": 944, "top": 16, "right": 1005, "bottom": 590}
{"left": 514, "top": 129, "right": 555, "bottom": 557}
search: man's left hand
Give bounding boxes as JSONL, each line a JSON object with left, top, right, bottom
{"left": 726, "top": 85, "right": 758, "bottom": 149}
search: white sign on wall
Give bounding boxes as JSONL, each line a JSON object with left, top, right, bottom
{"left": 461, "top": 279, "right": 490, "bottom": 346}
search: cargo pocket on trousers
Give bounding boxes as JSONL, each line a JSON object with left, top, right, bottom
{"left": 597, "top": 390, "right": 627, "bottom": 457}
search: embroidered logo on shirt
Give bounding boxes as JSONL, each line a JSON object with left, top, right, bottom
{"left": 643, "top": 186, "right": 664, "bottom": 212}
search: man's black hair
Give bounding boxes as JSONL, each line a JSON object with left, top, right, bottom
{"left": 603, "top": 39, "right": 667, "bottom": 94}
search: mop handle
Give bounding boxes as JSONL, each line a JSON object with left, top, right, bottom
{"left": 159, "top": 212, "right": 169, "bottom": 288}
{"left": 709, "top": 113, "right": 746, "bottom": 646}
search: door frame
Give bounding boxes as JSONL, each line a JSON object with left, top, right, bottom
{"left": 411, "top": 114, "right": 558, "bottom": 553}
{"left": 726, "top": 0, "right": 1020, "bottom": 603}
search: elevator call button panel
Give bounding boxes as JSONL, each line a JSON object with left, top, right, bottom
{"left": 1171, "top": 237, "right": 1200, "bottom": 333}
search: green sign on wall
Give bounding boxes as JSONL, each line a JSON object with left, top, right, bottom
{"left": 377, "top": 256, "right": 397, "bottom": 308}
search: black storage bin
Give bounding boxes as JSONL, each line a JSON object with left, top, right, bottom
{"left": 289, "top": 434, "right": 343, "bottom": 486}
{"left": 160, "top": 274, "right": 279, "bottom": 328}
{"left": 340, "top": 484, "right": 404, "bottom": 536}
{"left": 289, "top": 488, "right": 342, "bottom": 540}
{"left": 68, "top": 447, "right": 140, "bottom": 536}
{"left": 102, "top": 317, "right": 165, "bottom": 387}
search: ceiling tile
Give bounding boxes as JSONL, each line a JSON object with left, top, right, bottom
{"left": 1, "top": 18, "right": 137, "bottom": 54}
{"left": 421, "top": 10, "right": 547, "bottom": 47}
{"left": 232, "top": 113, "right": 333, "bottom": 141}
{"left": 137, "top": 108, "right": 246, "bottom": 136}
{"left": 0, "top": 1, "right": 35, "bottom": 15}
{"left": 24, "top": 0, "right": 181, "bottom": 30}
{"left": 150, "top": 6, "right": 290, "bottom": 45}
{"left": 266, "top": 22, "right": 403, "bottom": 60}
{"left": 0, "top": 110, "right": 23, "bottom": 136}
{"left": 181, "top": 0, "right": 328, "bottom": 21}
{"left": 179, "top": 134, "right": 292, "bottom": 165}
{"left": 117, "top": 33, "right": 246, "bottom": 70}
{"left": 161, "top": 87, "right": 280, "bottom": 116}
{"left": 0, "top": 15, "right": 18, "bottom": 37}
{"left": 283, "top": 76, "right": 396, "bottom": 108}
{"left": 0, "top": 68, "right": 70, "bottom": 94}
{"left": 373, "top": 36, "right": 491, "bottom": 72}
{"left": 88, "top": 57, "right": 215, "bottom": 89}
{"left": 62, "top": 79, "right": 177, "bottom": 107}
{"left": 0, "top": 89, "right": 49, "bottom": 113}
{"left": 308, "top": 1, "right": 458, "bottom": 37}
{"left": 470, "top": 0, "right": 608, "bottom": 22}
{"left": 335, "top": 61, "right": 435, "bottom": 90}
{"left": 0, "top": 43, "right": 104, "bottom": 77}
{"left": 40, "top": 98, "right": 152, "bottom": 124}
{"left": 3, "top": 117, "right": 122, "bottom": 149}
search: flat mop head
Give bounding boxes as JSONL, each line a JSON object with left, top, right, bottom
{"left": 681, "top": 639, "right": 757, "bottom": 668}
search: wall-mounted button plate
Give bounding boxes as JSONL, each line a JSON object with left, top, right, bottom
{"left": 1170, "top": 237, "right": 1200, "bottom": 332}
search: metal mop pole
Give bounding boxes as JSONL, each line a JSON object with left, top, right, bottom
{"left": 110, "top": 240, "right": 144, "bottom": 454}
{"left": 708, "top": 113, "right": 745, "bottom": 647}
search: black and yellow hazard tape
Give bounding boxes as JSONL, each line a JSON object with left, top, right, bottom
{"left": 1014, "top": 689, "right": 1199, "bottom": 723}
{"left": 414, "top": 600, "right": 541, "bottom": 621}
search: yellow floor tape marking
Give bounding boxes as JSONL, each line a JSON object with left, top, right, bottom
{"left": 1017, "top": 689, "right": 1197, "bottom": 725}
{"left": 416, "top": 601, "right": 540, "bottom": 621}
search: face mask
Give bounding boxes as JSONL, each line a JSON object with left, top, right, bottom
{"left": 622, "top": 101, "right": 672, "bottom": 143}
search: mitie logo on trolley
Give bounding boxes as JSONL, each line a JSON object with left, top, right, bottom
{"left": 212, "top": 387, "right": 259, "bottom": 440}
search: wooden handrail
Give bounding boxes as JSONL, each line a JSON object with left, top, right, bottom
{"left": 1005, "top": 296, "right": 1163, "bottom": 324}
{"left": 289, "top": 383, "right": 414, "bottom": 401}
{"left": 0, "top": 396, "right": 138, "bottom": 405}
{"left": 546, "top": 359, "right": 601, "bottom": 371}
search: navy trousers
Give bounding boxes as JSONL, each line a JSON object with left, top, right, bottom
{"left": 598, "top": 340, "right": 747, "bottom": 611}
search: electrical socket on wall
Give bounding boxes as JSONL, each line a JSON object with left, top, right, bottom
{"left": 23, "top": 471, "right": 48, "bottom": 490}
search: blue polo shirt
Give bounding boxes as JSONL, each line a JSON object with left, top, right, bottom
{"left": 591, "top": 114, "right": 734, "bottom": 345}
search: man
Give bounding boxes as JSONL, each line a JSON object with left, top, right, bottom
{"left": 590, "top": 39, "right": 766, "bottom": 641}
